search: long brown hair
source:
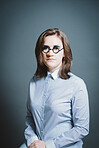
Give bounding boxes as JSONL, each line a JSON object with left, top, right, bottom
{"left": 35, "top": 28, "right": 72, "bottom": 79}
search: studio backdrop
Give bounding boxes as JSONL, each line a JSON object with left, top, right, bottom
{"left": 0, "top": 0, "right": 99, "bottom": 147}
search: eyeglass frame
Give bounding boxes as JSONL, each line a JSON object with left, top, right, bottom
{"left": 42, "top": 45, "right": 63, "bottom": 54}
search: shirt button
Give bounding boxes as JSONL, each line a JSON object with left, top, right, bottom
{"left": 41, "top": 130, "right": 43, "bottom": 133}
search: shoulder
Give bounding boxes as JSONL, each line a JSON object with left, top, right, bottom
{"left": 69, "top": 72, "right": 87, "bottom": 90}
{"left": 30, "top": 75, "right": 37, "bottom": 82}
{"left": 28, "top": 75, "right": 38, "bottom": 91}
{"left": 29, "top": 75, "right": 45, "bottom": 85}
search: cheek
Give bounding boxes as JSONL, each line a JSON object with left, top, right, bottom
{"left": 58, "top": 52, "right": 64, "bottom": 60}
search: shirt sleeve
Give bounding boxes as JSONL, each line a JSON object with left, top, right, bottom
{"left": 45, "top": 140, "right": 56, "bottom": 148}
{"left": 24, "top": 80, "right": 39, "bottom": 147}
{"left": 46, "top": 80, "right": 89, "bottom": 148}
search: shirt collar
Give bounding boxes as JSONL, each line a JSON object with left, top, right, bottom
{"left": 47, "top": 69, "right": 59, "bottom": 80}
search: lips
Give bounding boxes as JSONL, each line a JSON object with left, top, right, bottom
{"left": 47, "top": 58, "right": 55, "bottom": 61}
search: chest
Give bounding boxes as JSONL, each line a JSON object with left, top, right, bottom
{"left": 30, "top": 79, "right": 74, "bottom": 115}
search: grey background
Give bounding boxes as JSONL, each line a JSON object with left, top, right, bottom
{"left": 0, "top": 0, "right": 99, "bottom": 147}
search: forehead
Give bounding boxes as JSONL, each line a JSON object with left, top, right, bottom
{"left": 44, "top": 35, "right": 63, "bottom": 46}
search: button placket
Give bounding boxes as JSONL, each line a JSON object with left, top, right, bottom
{"left": 40, "top": 75, "right": 51, "bottom": 138}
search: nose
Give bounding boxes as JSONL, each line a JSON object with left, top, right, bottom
{"left": 46, "top": 49, "right": 54, "bottom": 56}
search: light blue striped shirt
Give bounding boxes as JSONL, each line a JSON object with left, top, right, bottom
{"left": 24, "top": 70, "right": 89, "bottom": 148}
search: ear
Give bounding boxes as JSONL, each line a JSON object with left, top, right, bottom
{"left": 63, "top": 49, "right": 65, "bottom": 57}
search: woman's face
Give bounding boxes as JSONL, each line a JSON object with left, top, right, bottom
{"left": 42, "top": 35, "right": 64, "bottom": 73}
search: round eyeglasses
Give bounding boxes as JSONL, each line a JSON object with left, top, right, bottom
{"left": 42, "top": 45, "right": 63, "bottom": 54}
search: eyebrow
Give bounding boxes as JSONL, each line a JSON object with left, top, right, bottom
{"left": 43, "top": 45, "right": 60, "bottom": 48}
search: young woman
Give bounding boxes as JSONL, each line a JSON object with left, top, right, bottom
{"left": 20, "top": 28, "right": 89, "bottom": 148}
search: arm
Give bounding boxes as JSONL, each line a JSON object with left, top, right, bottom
{"left": 24, "top": 81, "right": 39, "bottom": 147}
{"left": 45, "top": 80, "right": 89, "bottom": 148}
